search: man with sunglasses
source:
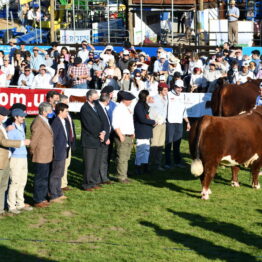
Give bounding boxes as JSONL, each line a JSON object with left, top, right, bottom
{"left": 18, "top": 66, "right": 34, "bottom": 88}
{"left": 31, "top": 64, "right": 55, "bottom": 89}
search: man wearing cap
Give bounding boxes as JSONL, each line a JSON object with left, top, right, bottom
{"left": 0, "top": 106, "right": 30, "bottom": 216}
{"left": 165, "top": 80, "right": 190, "bottom": 169}
{"left": 227, "top": 0, "right": 240, "bottom": 46}
{"left": 118, "top": 50, "right": 131, "bottom": 72}
{"left": 149, "top": 83, "right": 169, "bottom": 171}
{"left": 31, "top": 64, "right": 55, "bottom": 89}
{"left": 100, "top": 45, "right": 115, "bottom": 68}
{"left": 7, "top": 109, "right": 32, "bottom": 214}
{"left": 233, "top": 61, "right": 255, "bottom": 84}
{"left": 112, "top": 91, "right": 136, "bottom": 183}
{"left": 77, "top": 40, "right": 95, "bottom": 64}
{"left": 153, "top": 52, "right": 169, "bottom": 75}
{"left": 68, "top": 57, "right": 91, "bottom": 89}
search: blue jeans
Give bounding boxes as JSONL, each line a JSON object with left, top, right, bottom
{"left": 73, "top": 83, "right": 87, "bottom": 89}
{"left": 135, "top": 141, "right": 150, "bottom": 166}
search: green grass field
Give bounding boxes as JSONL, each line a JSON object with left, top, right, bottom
{"left": 0, "top": 117, "right": 261, "bottom": 262}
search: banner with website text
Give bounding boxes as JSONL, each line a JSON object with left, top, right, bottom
{"left": 0, "top": 87, "right": 212, "bottom": 117}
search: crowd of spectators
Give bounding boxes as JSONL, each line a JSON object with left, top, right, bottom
{"left": 0, "top": 40, "right": 261, "bottom": 92}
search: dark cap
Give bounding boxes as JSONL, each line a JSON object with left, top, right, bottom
{"left": 51, "top": 41, "right": 58, "bottom": 47}
{"left": 121, "top": 91, "right": 136, "bottom": 101}
{"left": 10, "top": 103, "right": 27, "bottom": 111}
{"left": 11, "top": 108, "right": 27, "bottom": 117}
{"left": 101, "top": 85, "right": 114, "bottom": 94}
{"left": 0, "top": 106, "right": 10, "bottom": 116}
{"left": 74, "top": 57, "right": 82, "bottom": 65}
{"left": 216, "top": 53, "right": 223, "bottom": 58}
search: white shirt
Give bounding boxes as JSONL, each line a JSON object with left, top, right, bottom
{"left": 188, "top": 60, "right": 204, "bottom": 74}
{"left": 18, "top": 72, "right": 35, "bottom": 87}
{"left": 233, "top": 71, "right": 255, "bottom": 84}
{"left": 112, "top": 102, "right": 134, "bottom": 135}
{"left": 167, "top": 90, "right": 187, "bottom": 124}
{"left": 31, "top": 72, "right": 54, "bottom": 89}
{"left": 149, "top": 94, "right": 168, "bottom": 124}
{"left": 100, "top": 54, "right": 115, "bottom": 68}
{"left": 77, "top": 49, "right": 89, "bottom": 64}
{"left": 1, "top": 64, "right": 15, "bottom": 76}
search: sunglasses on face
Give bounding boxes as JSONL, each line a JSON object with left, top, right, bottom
{"left": 21, "top": 64, "right": 26, "bottom": 66}
{"left": 25, "top": 70, "right": 30, "bottom": 72}
{"left": 33, "top": 50, "right": 38, "bottom": 52}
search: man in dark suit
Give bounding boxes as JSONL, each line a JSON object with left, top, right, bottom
{"left": 49, "top": 103, "right": 70, "bottom": 202}
{"left": 80, "top": 90, "right": 105, "bottom": 191}
{"left": 96, "top": 93, "right": 112, "bottom": 184}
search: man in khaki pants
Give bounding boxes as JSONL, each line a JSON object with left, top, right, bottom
{"left": 227, "top": 0, "right": 240, "bottom": 46}
{"left": 149, "top": 83, "right": 169, "bottom": 171}
{"left": 112, "top": 91, "right": 136, "bottom": 183}
{"left": 0, "top": 107, "right": 30, "bottom": 216}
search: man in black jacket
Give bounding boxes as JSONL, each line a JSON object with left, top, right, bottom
{"left": 80, "top": 90, "right": 106, "bottom": 191}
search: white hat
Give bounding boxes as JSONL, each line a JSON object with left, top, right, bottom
{"left": 168, "top": 57, "right": 180, "bottom": 64}
{"left": 174, "top": 79, "right": 184, "bottom": 87}
{"left": 105, "top": 45, "right": 114, "bottom": 51}
{"left": 123, "top": 50, "right": 129, "bottom": 55}
{"left": 229, "top": 0, "right": 235, "bottom": 4}
{"left": 159, "top": 75, "right": 166, "bottom": 81}
{"left": 141, "top": 64, "right": 148, "bottom": 71}
{"left": 242, "top": 61, "right": 249, "bottom": 67}
{"left": 123, "top": 69, "right": 130, "bottom": 74}
{"left": 159, "top": 53, "right": 166, "bottom": 59}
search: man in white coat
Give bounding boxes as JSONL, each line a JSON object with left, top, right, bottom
{"left": 165, "top": 79, "right": 190, "bottom": 168}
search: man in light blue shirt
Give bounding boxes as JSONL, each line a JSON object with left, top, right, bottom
{"left": 227, "top": 0, "right": 240, "bottom": 45}
{"left": 30, "top": 47, "right": 46, "bottom": 74}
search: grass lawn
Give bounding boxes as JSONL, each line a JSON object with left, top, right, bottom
{"left": 0, "top": 117, "right": 261, "bottom": 262}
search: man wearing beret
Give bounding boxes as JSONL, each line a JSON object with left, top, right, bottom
{"left": 0, "top": 107, "right": 30, "bottom": 216}
{"left": 112, "top": 91, "right": 136, "bottom": 183}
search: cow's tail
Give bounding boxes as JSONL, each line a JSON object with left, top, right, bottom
{"left": 190, "top": 117, "right": 208, "bottom": 177}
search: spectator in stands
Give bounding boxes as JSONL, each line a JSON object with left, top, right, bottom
{"left": 188, "top": 53, "right": 203, "bottom": 74}
{"left": 227, "top": 60, "right": 239, "bottom": 84}
{"left": 31, "top": 64, "right": 55, "bottom": 89}
{"left": 0, "top": 106, "right": 29, "bottom": 216}
{"left": 18, "top": 42, "right": 27, "bottom": 59}
{"left": 47, "top": 42, "right": 59, "bottom": 59}
{"left": 7, "top": 109, "right": 32, "bottom": 214}
{"left": 256, "top": 61, "right": 262, "bottom": 79}
{"left": 233, "top": 61, "right": 255, "bottom": 84}
{"left": 0, "top": 50, "right": 4, "bottom": 66}
{"left": 8, "top": 39, "right": 17, "bottom": 62}
{"left": 44, "top": 53, "right": 54, "bottom": 68}
{"left": 102, "top": 59, "right": 121, "bottom": 90}
{"left": 1, "top": 56, "right": 14, "bottom": 87}
{"left": 53, "top": 54, "right": 68, "bottom": 71}
{"left": 18, "top": 66, "right": 34, "bottom": 88}
{"left": 153, "top": 52, "right": 169, "bottom": 74}
{"left": 100, "top": 45, "right": 115, "bottom": 68}
{"left": 249, "top": 61, "right": 258, "bottom": 77}
{"left": 149, "top": 83, "right": 168, "bottom": 171}
{"left": 30, "top": 47, "right": 46, "bottom": 74}
{"left": 120, "top": 69, "right": 131, "bottom": 91}
{"left": 146, "top": 73, "right": 159, "bottom": 96}
{"left": 52, "top": 67, "right": 70, "bottom": 88}
{"left": 189, "top": 67, "right": 206, "bottom": 93}
{"left": 12, "top": 51, "right": 24, "bottom": 85}
{"left": 137, "top": 52, "right": 150, "bottom": 66}
{"left": 227, "top": 0, "right": 240, "bottom": 46}
{"left": 203, "top": 62, "right": 223, "bottom": 92}
{"left": 251, "top": 50, "right": 260, "bottom": 67}
{"left": 134, "top": 90, "right": 155, "bottom": 175}
{"left": 255, "top": 83, "right": 262, "bottom": 106}
{"left": 60, "top": 47, "right": 70, "bottom": 62}
{"left": 68, "top": 57, "right": 91, "bottom": 89}
{"left": 212, "top": 53, "right": 229, "bottom": 74}
{"left": 167, "top": 56, "right": 183, "bottom": 85}
{"left": 77, "top": 40, "right": 95, "bottom": 64}
{"left": 92, "top": 55, "right": 104, "bottom": 89}
{"left": 0, "top": 65, "right": 7, "bottom": 87}
{"left": 30, "top": 102, "right": 53, "bottom": 208}
{"left": 165, "top": 80, "right": 190, "bottom": 169}
{"left": 130, "top": 70, "right": 146, "bottom": 97}
{"left": 118, "top": 50, "right": 131, "bottom": 72}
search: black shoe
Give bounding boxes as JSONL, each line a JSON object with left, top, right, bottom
{"left": 135, "top": 165, "right": 143, "bottom": 175}
{"left": 143, "top": 164, "right": 150, "bottom": 173}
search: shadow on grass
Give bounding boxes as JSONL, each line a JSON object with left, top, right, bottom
{"left": 168, "top": 209, "right": 262, "bottom": 250}
{"left": 214, "top": 173, "right": 251, "bottom": 188}
{"left": 140, "top": 221, "right": 257, "bottom": 262}
{"left": 0, "top": 245, "right": 57, "bottom": 262}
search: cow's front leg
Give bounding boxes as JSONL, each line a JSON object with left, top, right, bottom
{"left": 201, "top": 165, "right": 217, "bottom": 200}
{"left": 231, "top": 166, "right": 240, "bottom": 187}
{"left": 251, "top": 166, "right": 260, "bottom": 189}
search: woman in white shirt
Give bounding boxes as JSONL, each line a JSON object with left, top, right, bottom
{"left": 188, "top": 54, "right": 203, "bottom": 74}
{"left": 130, "top": 70, "right": 146, "bottom": 98}
{"left": 189, "top": 67, "right": 206, "bottom": 92}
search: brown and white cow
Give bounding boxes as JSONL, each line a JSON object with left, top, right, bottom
{"left": 210, "top": 79, "right": 262, "bottom": 117}
{"left": 189, "top": 106, "right": 262, "bottom": 199}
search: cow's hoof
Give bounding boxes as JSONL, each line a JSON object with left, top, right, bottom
{"left": 231, "top": 181, "right": 240, "bottom": 187}
{"left": 201, "top": 188, "right": 212, "bottom": 195}
{"left": 252, "top": 183, "right": 261, "bottom": 189}
{"left": 201, "top": 194, "right": 209, "bottom": 200}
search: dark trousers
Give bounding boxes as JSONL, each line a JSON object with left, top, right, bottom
{"left": 49, "top": 159, "right": 66, "bottom": 200}
{"left": 33, "top": 163, "right": 51, "bottom": 203}
{"left": 165, "top": 139, "right": 182, "bottom": 165}
{"left": 83, "top": 146, "right": 102, "bottom": 189}
{"left": 99, "top": 144, "right": 110, "bottom": 183}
